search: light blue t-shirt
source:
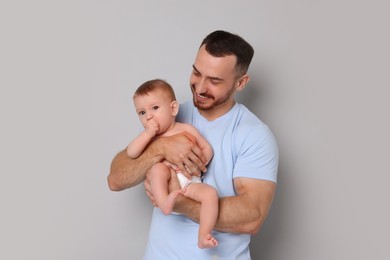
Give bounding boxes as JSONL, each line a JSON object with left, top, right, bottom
{"left": 143, "top": 102, "right": 279, "bottom": 260}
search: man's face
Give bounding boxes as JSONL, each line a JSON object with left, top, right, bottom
{"left": 189, "top": 45, "right": 240, "bottom": 120}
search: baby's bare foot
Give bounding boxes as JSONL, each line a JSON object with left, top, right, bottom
{"left": 198, "top": 234, "right": 218, "bottom": 249}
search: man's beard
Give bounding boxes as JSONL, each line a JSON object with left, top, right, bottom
{"left": 191, "top": 84, "right": 236, "bottom": 111}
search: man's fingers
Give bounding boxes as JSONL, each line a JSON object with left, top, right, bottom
{"left": 144, "top": 174, "right": 157, "bottom": 206}
{"left": 180, "top": 163, "right": 194, "bottom": 179}
{"left": 176, "top": 162, "right": 193, "bottom": 179}
{"left": 178, "top": 149, "right": 206, "bottom": 177}
{"left": 159, "top": 131, "right": 207, "bottom": 177}
{"left": 188, "top": 151, "right": 206, "bottom": 173}
{"left": 175, "top": 155, "right": 202, "bottom": 178}
{"left": 190, "top": 145, "right": 207, "bottom": 167}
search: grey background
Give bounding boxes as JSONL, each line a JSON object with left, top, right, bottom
{"left": 1, "top": 0, "right": 389, "bottom": 259}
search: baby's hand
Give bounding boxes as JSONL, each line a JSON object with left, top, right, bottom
{"left": 145, "top": 119, "right": 159, "bottom": 136}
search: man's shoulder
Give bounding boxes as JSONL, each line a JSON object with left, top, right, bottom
{"left": 234, "top": 104, "right": 276, "bottom": 142}
{"left": 235, "top": 104, "right": 265, "bottom": 128}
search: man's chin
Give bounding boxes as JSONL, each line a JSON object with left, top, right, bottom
{"left": 194, "top": 102, "right": 212, "bottom": 111}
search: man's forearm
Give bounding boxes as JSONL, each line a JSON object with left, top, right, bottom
{"left": 173, "top": 195, "right": 262, "bottom": 234}
{"left": 173, "top": 179, "right": 276, "bottom": 234}
{"left": 108, "top": 142, "right": 163, "bottom": 191}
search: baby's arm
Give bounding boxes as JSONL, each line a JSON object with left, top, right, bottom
{"left": 126, "top": 131, "right": 155, "bottom": 158}
{"left": 127, "top": 118, "right": 159, "bottom": 158}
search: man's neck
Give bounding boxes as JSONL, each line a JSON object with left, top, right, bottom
{"left": 198, "top": 101, "right": 236, "bottom": 121}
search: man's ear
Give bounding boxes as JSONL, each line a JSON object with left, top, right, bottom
{"left": 236, "top": 74, "right": 250, "bottom": 92}
{"left": 171, "top": 101, "right": 179, "bottom": 116}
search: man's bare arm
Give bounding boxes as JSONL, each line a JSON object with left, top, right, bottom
{"left": 172, "top": 177, "right": 276, "bottom": 234}
{"left": 108, "top": 133, "right": 207, "bottom": 191}
{"left": 108, "top": 143, "right": 163, "bottom": 191}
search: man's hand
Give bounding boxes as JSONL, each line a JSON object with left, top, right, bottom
{"left": 159, "top": 132, "right": 207, "bottom": 178}
{"left": 143, "top": 170, "right": 157, "bottom": 207}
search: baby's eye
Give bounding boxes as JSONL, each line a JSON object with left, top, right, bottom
{"left": 152, "top": 106, "right": 159, "bottom": 111}
{"left": 138, "top": 111, "right": 146, "bottom": 116}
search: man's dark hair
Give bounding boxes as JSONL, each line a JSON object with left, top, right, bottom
{"left": 201, "top": 30, "right": 254, "bottom": 76}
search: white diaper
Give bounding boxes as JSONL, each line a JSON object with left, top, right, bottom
{"left": 176, "top": 172, "right": 201, "bottom": 188}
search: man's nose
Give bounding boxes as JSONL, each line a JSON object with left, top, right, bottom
{"left": 196, "top": 78, "right": 207, "bottom": 93}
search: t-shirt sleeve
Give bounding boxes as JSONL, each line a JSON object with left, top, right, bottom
{"left": 233, "top": 125, "right": 279, "bottom": 183}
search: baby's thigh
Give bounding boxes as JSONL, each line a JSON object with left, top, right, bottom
{"left": 150, "top": 163, "right": 171, "bottom": 179}
{"left": 184, "top": 183, "right": 218, "bottom": 203}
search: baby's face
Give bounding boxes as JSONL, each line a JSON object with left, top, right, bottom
{"left": 134, "top": 89, "right": 175, "bottom": 134}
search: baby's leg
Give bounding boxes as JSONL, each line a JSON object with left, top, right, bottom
{"left": 150, "top": 163, "right": 183, "bottom": 215}
{"left": 183, "top": 183, "right": 219, "bottom": 248}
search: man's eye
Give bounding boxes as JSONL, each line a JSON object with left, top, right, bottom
{"left": 210, "top": 78, "right": 222, "bottom": 85}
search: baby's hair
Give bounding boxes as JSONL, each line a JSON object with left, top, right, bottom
{"left": 134, "top": 79, "right": 176, "bottom": 101}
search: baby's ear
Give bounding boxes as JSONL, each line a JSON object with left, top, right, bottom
{"left": 171, "top": 101, "right": 179, "bottom": 116}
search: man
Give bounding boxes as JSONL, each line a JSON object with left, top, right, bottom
{"left": 108, "top": 30, "right": 279, "bottom": 259}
